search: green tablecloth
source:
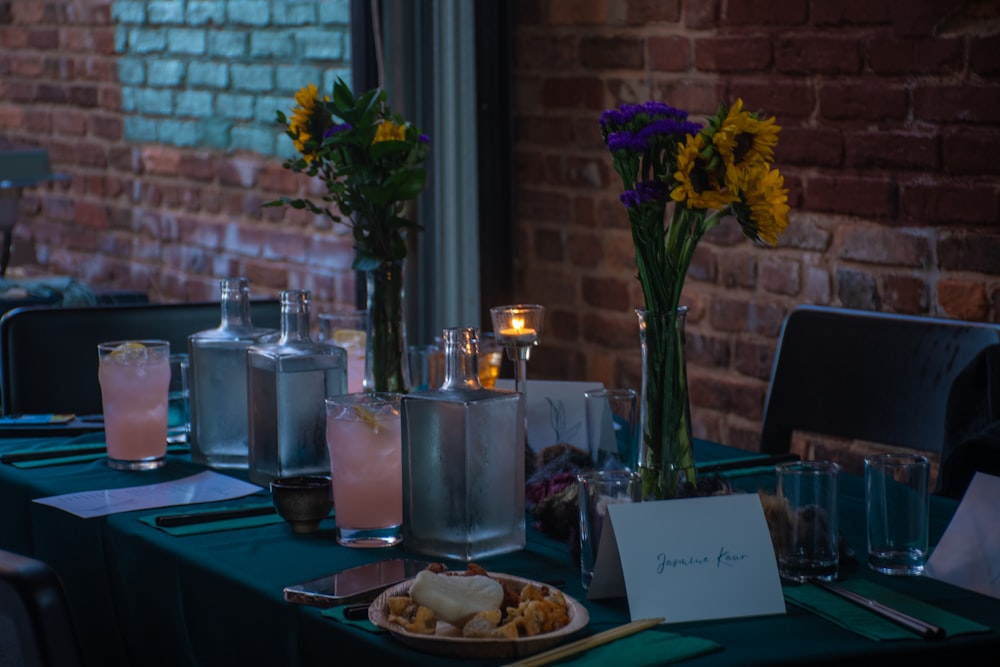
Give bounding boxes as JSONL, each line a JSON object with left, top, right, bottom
{"left": 1, "top": 436, "right": 997, "bottom": 666}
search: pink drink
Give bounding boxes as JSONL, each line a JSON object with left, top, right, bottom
{"left": 98, "top": 341, "right": 171, "bottom": 470}
{"left": 325, "top": 394, "right": 402, "bottom": 547}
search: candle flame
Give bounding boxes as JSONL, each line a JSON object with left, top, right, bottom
{"left": 512, "top": 316, "right": 525, "bottom": 332}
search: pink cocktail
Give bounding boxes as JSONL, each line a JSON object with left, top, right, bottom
{"left": 325, "top": 393, "right": 402, "bottom": 547}
{"left": 98, "top": 340, "right": 171, "bottom": 470}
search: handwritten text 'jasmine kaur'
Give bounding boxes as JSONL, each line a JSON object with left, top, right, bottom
{"left": 657, "top": 547, "right": 750, "bottom": 573}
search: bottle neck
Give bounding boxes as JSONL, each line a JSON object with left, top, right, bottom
{"left": 219, "top": 278, "right": 253, "bottom": 328}
{"left": 278, "top": 290, "right": 312, "bottom": 343}
{"left": 441, "top": 328, "right": 481, "bottom": 391}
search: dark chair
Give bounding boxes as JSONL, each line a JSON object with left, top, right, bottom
{"left": 760, "top": 305, "right": 1000, "bottom": 465}
{"left": 0, "top": 300, "right": 281, "bottom": 416}
{"left": 0, "top": 548, "right": 83, "bottom": 667}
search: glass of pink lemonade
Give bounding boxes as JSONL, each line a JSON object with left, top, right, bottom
{"left": 325, "top": 392, "right": 402, "bottom": 547}
{"left": 98, "top": 340, "right": 171, "bottom": 470}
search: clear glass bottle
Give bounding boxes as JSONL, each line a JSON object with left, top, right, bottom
{"left": 187, "top": 278, "right": 277, "bottom": 469}
{"left": 401, "top": 327, "right": 525, "bottom": 560}
{"left": 247, "top": 290, "right": 347, "bottom": 486}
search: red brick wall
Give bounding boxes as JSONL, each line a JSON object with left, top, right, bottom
{"left": 2, "top": 1, "right": 998, "bottom": 453}
{"left": 511, "top": 0, "right": 1000, "bottom": 451}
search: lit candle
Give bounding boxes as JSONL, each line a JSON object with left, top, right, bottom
{"left": 498, "top": 317, "right": 538, "bottom": 344}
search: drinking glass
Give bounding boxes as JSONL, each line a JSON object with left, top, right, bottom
{"left": 98, "top": 340, "right": 171, "bottom": 470}
{"left": 775, "top": 460, "right": 839, "bottom": 582}
{"left": 584, "top": 388, "right": 638, "bottom": 470}
{"left": 318, "top": 310, "right": 367, "bottom": 393}
{"left": 577, "top": 469, "right": 642, "bottom": 590}
{"left": 865, "top": 453, "right": 930, "bottom": 575}
{"left": 167, "top": 353, "right": 189, "bottom": 444}
{"left": 325, "top": 393, "right": 403, "bottom": 547}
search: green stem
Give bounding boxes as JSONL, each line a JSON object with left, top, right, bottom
{"left": 365, "top": 260, "right": 408, "bottom": 393}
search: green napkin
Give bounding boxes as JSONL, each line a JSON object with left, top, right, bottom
{"left": 545, "top": 628, "right": 722, "bottom": 666}
{"left": 322, "top": 605, "right": 382, "bottom": 633}
{"left": 141, "top": 502, "right": 334, "bottom": 536}
{"left": 784, "top": 579, "right": 991, "bottom": 641}
{"left": 8, "top": 442, "right": 189, "bottom": 469}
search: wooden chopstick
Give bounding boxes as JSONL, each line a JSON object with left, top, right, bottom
{"left": 155, "top": 505, "right": 276, "bottom": 527}
{"left": 812, "top": 581, "right": 945, "bottom": 639}
{"left": 504, "top": 617, "right": 665, "bottom": 667}
{"left": 697, "top": 452, "right": 799, "bottom": 474}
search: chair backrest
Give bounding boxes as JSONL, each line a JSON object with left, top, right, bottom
{"left": 0, "top": 300, "right": 281, "bottom": 416}
{"left": 760, "top": 305, "right": 1000, "bottom": 456}
{"left": 0, "top": 549, "right": 82, "bottom": 667}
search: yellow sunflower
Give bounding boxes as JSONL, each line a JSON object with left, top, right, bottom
{"left": 713, "top": 99, "right": 780, "bottom": 191}
{"left": 289, "top": 83, "right": 330, "bottom": 161}
{"left": 372, "top": 120, "right": 406, "bottom": 144}
{"left": 741, "top": 165, "right": 790, "bottom": 246}
{"left": 671, "top": 133, "right": 738, "bottom": 211}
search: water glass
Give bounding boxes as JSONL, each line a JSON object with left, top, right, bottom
{"left": 318, "top": 310, "right": 367, "bottom": 393}
{"left": 865, "top": 453, "right": 930, "bottom": 575}
{"left": 775, "top": 460, "right": 839, "bottom": 582}
{"left": 167, "top": 353, "right": 190, "bottom": 444}
{"left": 407, "top": 344, "right": 442, "bottom": 391}
{"left": 325, "top": 393, "right": 403, "bottom": 547}
{"left": 97, "top": 340, "right": 171, "bottom": 471}
{"left": 584, "top": 388, "right": 638, "bottom": 470}
{"left": 577, "top": 469, "right": 642, "bottom": 590}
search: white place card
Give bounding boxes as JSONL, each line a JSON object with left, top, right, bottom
{"left": 494, "top": 379, "right": 603, "bottom": 452}
{"left": 925, "top": 471, "right": 1000, "bottom": 599}
{"left": 587, "top": 493, "right": 786, "bottom": 624}
{"left": 33, "top": 471, "right": 263, "bottom": 518}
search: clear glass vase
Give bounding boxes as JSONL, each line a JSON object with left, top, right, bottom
{"left": 364, "top": 259, "right": 410, "bottom": 393}
{"left": 637, "top": 307, "right": 695, "bottom": 499}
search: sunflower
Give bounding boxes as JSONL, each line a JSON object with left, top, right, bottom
{"left": 712, "top": 99, "right": 780, "bottom": 191}
{"left": 735, "top": 165, "right": 790, "bottom": 246}
{"left": 289, "top": 83, "right": 331, "bottom": 161}
{"left": 373, "top": 120, "right": 406, "bottom": 144}
{"left": 670, "top": 133, "right": 738, "bottom": 211}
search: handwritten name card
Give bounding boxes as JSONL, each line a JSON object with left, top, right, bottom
{"left": 587, "top": 493, "right": 786, "bottom": 624}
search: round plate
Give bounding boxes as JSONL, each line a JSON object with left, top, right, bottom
{"left": 368, "top": 572, "right": 590, "bottom": 660}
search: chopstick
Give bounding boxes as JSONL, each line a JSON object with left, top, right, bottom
{"left": 504, "top": 617, "right": 665, "bottom": 667}
{"left": 812, "top": 581, "right": 945, "bottom": 640}
{"left": 155, "top": 505, "right": 276, "bottom": 527}
{"left": 697, "top": 453, "right": 800, "bottom": 474}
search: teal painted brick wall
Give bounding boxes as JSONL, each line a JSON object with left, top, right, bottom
{"left": 115, "top": 0, "right": 352, "bottom": 156}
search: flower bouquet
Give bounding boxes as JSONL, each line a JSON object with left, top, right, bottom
{"left": 600, "top": 98, "right": 790, "bottom": 499}
{"left": 268, "top": 79, "right": 430, "bottom": 392}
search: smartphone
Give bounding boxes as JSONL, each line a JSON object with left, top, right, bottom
{"left": 283, "top": 558, "right": 432, "bottom": 608}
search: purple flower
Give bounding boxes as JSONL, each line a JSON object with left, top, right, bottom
{"left": 323, "top": 122, "right": 352, "bottom": 138}
{"left": 601, "top": 101, "right": 703, "bottom": 152}
{"left": 418, "top": 133, "right": 430, "bottom": 144}
{"left": 620, "top": 180, "right": 668, "bottom": 209}
{"left": 600, "top": 100, "right": 691, "bottom": 131}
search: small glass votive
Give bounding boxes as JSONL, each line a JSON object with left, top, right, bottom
{"left": 865, "top": 453, "right": 930, "bottom": 575}
{"left": 584, "top": 388, "right": 638, "bottom": 471}
{"left": 775, "top": 460, "right": 840, "bottom": 582}
{"left": 325, "top": 393, "right": 403, "bottom": 548}
{"left": 167, "top": 353, "right": 190, "bottom": 444}
{"left": 577, "top": 469, "right": 642, "bottom": 590}
{"left": 97, "top": 340, "right": 171, "bottom": 471}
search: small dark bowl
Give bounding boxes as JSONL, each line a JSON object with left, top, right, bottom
{"left": 270, "top": 475, "right": 333, "bottom": 534}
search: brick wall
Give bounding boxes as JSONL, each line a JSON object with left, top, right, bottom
{"left": 1, "top": 0, "right": 999, "bottom": 459}
{"left": 511, "top": 0, "right": 1000, "bottom": 455}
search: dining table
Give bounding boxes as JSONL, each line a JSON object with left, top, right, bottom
{"left": 1, "top": 431, "right": 997, "bottom": 666}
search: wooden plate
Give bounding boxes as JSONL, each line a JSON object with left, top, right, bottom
{"left": 368, "top": 572, "right": 590, "bottom": 660}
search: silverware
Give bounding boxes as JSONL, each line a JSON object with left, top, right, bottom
{"left": 697, "top": 453, "right": 800, "bottom": 474}
{"left": 155, "top": 505, "right": 276, "bottom": 527}
{"left": 813, "top": 580, "right": 945, "bottom": 639}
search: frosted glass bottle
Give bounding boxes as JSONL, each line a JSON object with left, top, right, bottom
{"left": 401, "top": 327, "right": 525, "bottom": 560}
{"left": 247, "top": 290, "right": 347, "bottom": 486}
{"left": 187, "top": 278, "right": 277, "bottom": 469}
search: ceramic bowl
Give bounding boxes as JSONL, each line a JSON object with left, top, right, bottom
{"left": 269, "top": 475, "right": 333, "bottom": 534}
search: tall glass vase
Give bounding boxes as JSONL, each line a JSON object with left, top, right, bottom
{"left": 364, "top": 259, "right": 410, "bottom": 393}
{"left": 637, "top": 307, "right": 695, "bottom": 500}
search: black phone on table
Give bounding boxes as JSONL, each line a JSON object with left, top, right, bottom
{"left": 283, "top": 558, "right": 432, "bottom": 608}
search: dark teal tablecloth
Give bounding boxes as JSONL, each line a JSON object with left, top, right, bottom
{"left": 2, "top": 436, "right": 997, "bottom": 666}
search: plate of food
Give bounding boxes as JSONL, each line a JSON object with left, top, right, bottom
{"left": 368, "top": 564, "right": 589, "bottom": 660}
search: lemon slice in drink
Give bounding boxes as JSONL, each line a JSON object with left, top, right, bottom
{"left": 332, "top": 328, "right": 365, "bottom": 350}
{"left": 109, "top": 341, "right": 146, "bottom": 360}
{"left": 351, "top": 405, "right": 382, "bottom": 433}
